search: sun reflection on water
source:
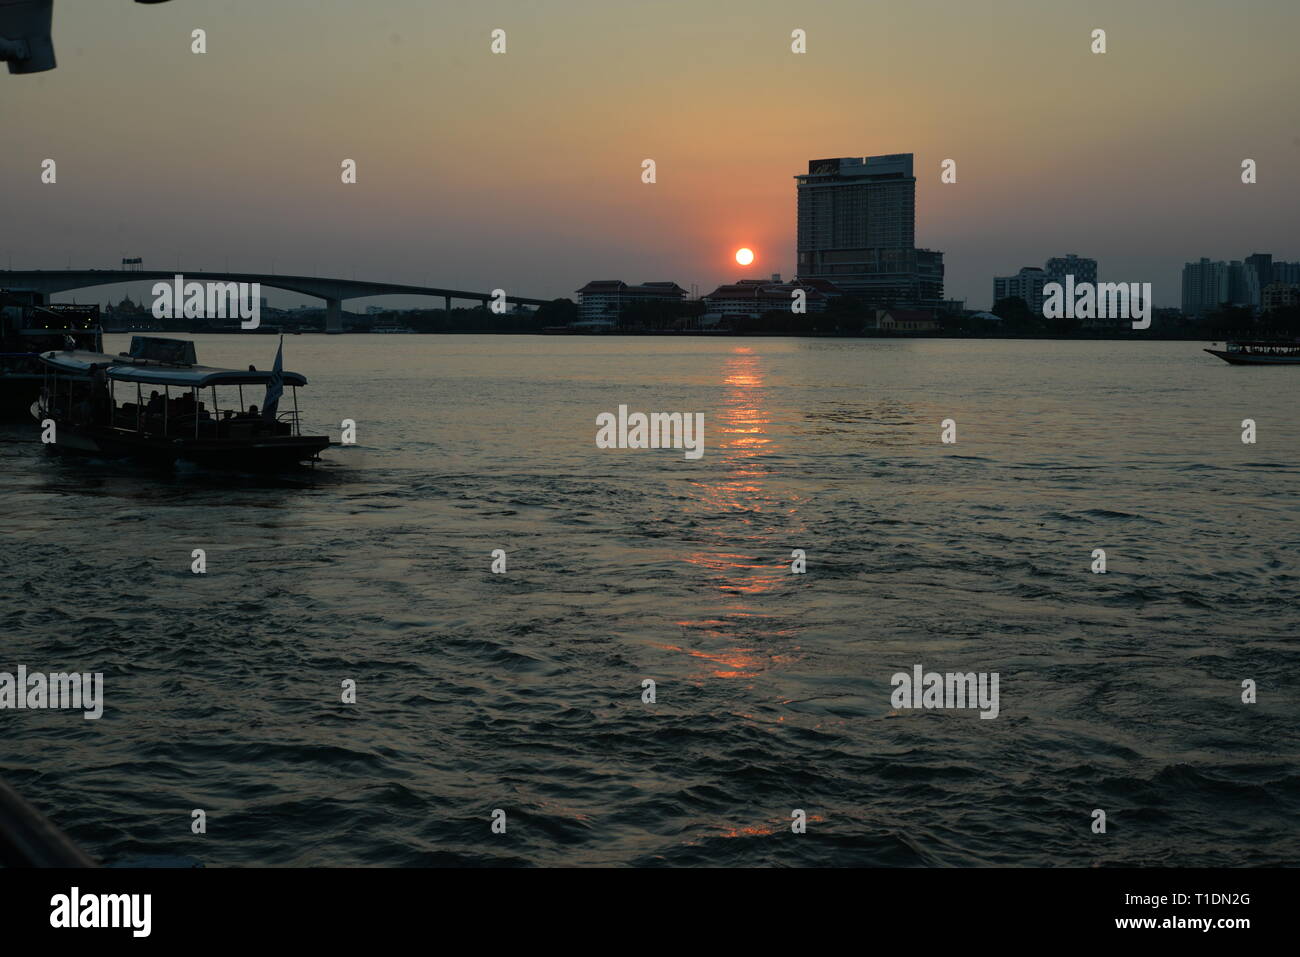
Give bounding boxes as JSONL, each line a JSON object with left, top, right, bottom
{"left": 674, "top": 348, "right": 802, "bottom": 680}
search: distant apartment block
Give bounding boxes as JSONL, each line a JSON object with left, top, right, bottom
{"left": 1273, "top": 260, "right": 1300, "bottom": 285}
{"left": 1181, "top": 258, "right": 1236, "bottom": 316}
{"left": 1182, "top": 253, "right": 1300, "bottom": 316}
{"left": 1263, "top": 282, "right": 1300, "bottom": 312}
{"left": 794, "top": 154, "right": 944, "bottom": 305}
{"left": 994, "top": 254, "right": 1098, "bottom": 317}
{"left": 575, "top": 280, "right": 688, "bottom": 322}
{"left": 1242, "top": 253, "right": 1272, "bottom": 308}
{"left": 993, "top": 266, "right": 1048, "bottom": 315}
{"left": 1044, "top": 254, "right": 1097, "bottom": 289}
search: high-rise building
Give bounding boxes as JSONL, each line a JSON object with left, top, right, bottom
{"left": 992, "top": 267, "right": 1048, "bottom": 315}
{"left": 1272, "top": 260, "right": 1300, "bottom": 285}
{"left": 1181, "top": 258, "right": 1266, "bottom": 315}
{"left": 993, "top": 255, "right": 1098, "bottom": 316}
{"left": 1243, "top": 253, "right": 1273, "bottom": 307}
{"left": 794, "top": 154, "right": 944, "bottom": 304}
{"left": 1180, "top": 253, "right": 1300, "bottom": 316}
{"left": 1181, "top": 258, "right": 1232, "bottom": 316}
{"left": 1044, "top": 254, "right": 1097, "bottom": 289}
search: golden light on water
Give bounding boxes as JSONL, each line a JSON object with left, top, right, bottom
{"left": 672, "top": 347, "right": 803, "bottom": 682}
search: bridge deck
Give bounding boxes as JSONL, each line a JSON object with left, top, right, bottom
{"left": 1, "top": 269, "right": 553, "bottom": 307}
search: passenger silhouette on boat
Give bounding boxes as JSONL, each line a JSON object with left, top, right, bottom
{"left": 145, "top": 391, "right": 163, "bottom": 416}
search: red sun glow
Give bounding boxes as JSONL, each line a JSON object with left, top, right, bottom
{"left": 735, "top": 247, "right": 754, "bottom": 266}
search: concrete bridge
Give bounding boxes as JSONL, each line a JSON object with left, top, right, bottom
{"left": 0, "top": 269, "right": 554, "bottom": 332}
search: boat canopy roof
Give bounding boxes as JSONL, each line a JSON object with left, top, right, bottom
{"left": 38, "top": 350, "right": 308, "bottom": 387}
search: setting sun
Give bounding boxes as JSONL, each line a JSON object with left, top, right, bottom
{"left": 735, "top": 247, "right": 754, "bottom": 266}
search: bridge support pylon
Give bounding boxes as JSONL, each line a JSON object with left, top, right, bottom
{"left": 325, "top": 298, "right": 342, "bottom": 334}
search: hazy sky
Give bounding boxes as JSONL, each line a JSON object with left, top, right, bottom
{"left": 5, "top": 0, "right": 1299, "bottom": 309}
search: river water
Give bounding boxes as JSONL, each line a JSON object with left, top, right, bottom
{"left": 1, "top": 334, "right": 1296, "bottom": 866}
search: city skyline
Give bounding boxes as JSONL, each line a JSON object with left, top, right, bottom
{"left": 5, "top": 0, "right": 1300, "bottom": 311}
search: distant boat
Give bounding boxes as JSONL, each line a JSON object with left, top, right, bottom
{"left": 34, "top": 336, "right": 331, "bottom": 469}
{"left": 1204, "top": 339, "right": 1300, "bottom": 365}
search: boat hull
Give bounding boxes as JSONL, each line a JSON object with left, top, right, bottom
{"left": 1203, "top": 348, "right": 1300, "bottom": 365}
{"left": 41, "top": 426, "right": 331, "bottom": 470}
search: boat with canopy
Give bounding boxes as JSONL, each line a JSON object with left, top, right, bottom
{"left": 34, "top": 336, "right": 330, "bottom": 468}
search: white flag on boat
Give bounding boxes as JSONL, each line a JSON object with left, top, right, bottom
{"left": 262, "top": 337, "right": 284, "bottom": 422}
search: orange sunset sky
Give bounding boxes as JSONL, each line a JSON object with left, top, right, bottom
{"left": 4, "top": 0, "right": 1299, "bottom": 309}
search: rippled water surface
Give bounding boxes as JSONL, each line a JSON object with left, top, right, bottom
{"left": 2, "top": 334, "right": 1297, "bottom": 866}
